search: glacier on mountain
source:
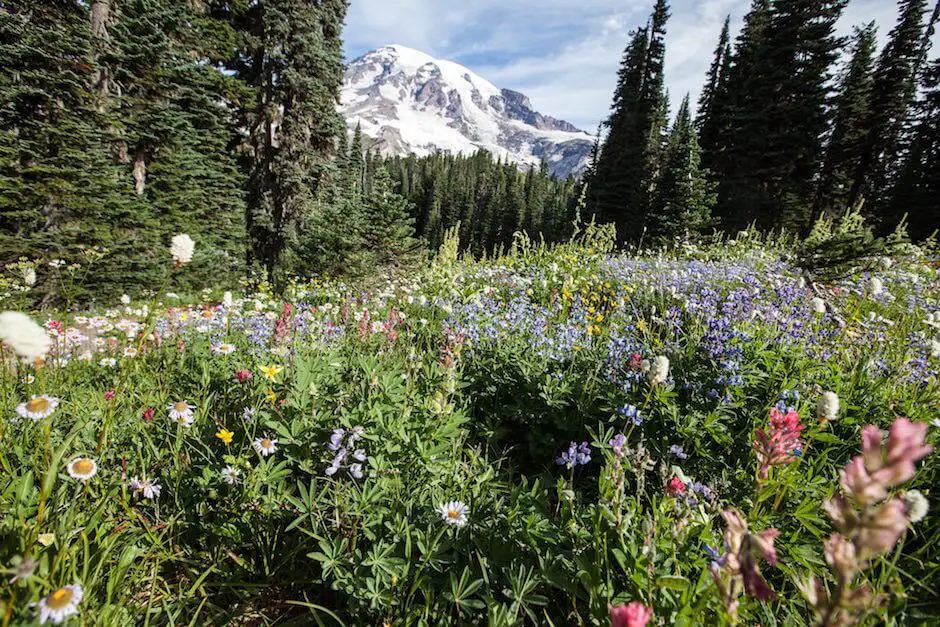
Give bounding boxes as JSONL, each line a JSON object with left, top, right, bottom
{"left": 341, "top": 45, "right": 593, "bottom": 178}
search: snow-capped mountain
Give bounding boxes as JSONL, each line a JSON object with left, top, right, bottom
{"left": 341, "top": 45, "right": 593, "bottom": 178}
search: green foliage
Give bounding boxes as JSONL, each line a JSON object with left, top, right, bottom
{"left": 795, "top": 203, "right": 915, "bottom": 281}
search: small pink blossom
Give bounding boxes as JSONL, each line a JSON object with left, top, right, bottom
{"left": 665, "top": 476, "right": 686, "bottom": 496}
{"left": 235, "top": 369, "right": 252, "bottom": 384}
{"left": 141, "top": 407, "right": 154, "bottom": 422}
{"left": 753, "top": 407, "right": 805, "bottom": 479}
{"left": 104, "top": 389, "right": 116, "bottom": 401}
{"left": 609, "top": 602, "right": 652, "bottom": 627}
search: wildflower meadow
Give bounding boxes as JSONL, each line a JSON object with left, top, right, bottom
{"left": 0, "top": 225, "right": 937, "bottom": 626}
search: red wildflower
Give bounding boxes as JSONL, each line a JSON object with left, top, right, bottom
{"left": 753, "top": 407, "right": 806, "bottom": 479}
{"left": 235, "top": 369, "right": 253, "bottom": 384}
{"left": 141, "top": 407, "right": 154, "bottom": 422}
{"left": 666, "top": 476, "right": 686, "bottom": 496}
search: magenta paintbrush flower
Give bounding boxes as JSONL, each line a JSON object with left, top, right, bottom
{"left": 753, "top": 407, "right": 806, "bottom": 479}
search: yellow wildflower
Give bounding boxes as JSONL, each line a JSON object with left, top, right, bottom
{"left": 215, "top": 428, "right": 234, "bottom": 445}
{"left": 265, "top": 388, "right": 277, "bottom": 405}
{"left": 260, "top": 365, "right": 283, "bottom": 381}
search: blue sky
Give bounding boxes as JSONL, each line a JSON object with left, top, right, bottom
{"left": 343, "top": 0, "right": 934, "bottom": 131}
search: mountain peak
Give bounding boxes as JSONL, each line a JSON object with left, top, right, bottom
{"left": 341, "top": 46, "right": 592, "bottom": 177}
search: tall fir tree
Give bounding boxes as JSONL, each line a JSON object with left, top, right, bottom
{"left": 813, "top": 23, "right": 878, "bottom": 220}
{"left": 233, "top": 0, "right": 347, "bottom": 282}
{"left": 648, "top": 95, "right": 716, "bottom": 240}
{"left": 589, "top": 0, "right": 670, "bottom": 243}
{"left": 354, "top": 167, "right": 422, "bottom": 274}
{"left": 714, "top": 0, "right": 847, "bottom": 232}
{"left": 587, "top": 26, "right": 648, "bottom": 230}
{"left": 848, "top": 0, "right": 931, "bottom": 217}
{"left": 696, "top": 15, "right": 732, "bottom": 174}
{"left": 887, "top": 58, "right": 940, "bottom": 239}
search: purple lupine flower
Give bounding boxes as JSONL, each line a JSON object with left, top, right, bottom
{"left": 328, "top": 428, "right": 345, "bottom": 451}
{"left": 617, "top": 404, "right": 643, "bottom": 425}
{"left": 556, "top": 441, "right": 591, "bottom": 468}
{"left": 609, "top": 433, "right": 627, "bottom": 457}
{"left": 556, "top": 442, "right": 579, "bottom": 468}
{"left": 670, "top": 445, "right": 688, "bottom": 459}
{"left": 349, "top": 464, "right": 363, "bottom": 479}
{"left": 576, "top": 442, "right": 591, "bottom": 465}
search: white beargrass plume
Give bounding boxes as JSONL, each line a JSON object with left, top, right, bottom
{"left": 903, "top": 490, "right": 929, "bottom": 524}
{"left": 930, "top": 339, "right": 940, "bottom": 359}
{"left": 867, "top": 276, "right": 884, "bottom": 296}
{"left": 222, "top": 291, "right": 233, "bottom": 308}
{"left": 23, "top": 268, "right": 36, "bottom": 287}
{"left": 0, "top": 311, "right": 52, "bottom": 362}
{"left": 816, "top": 391, "right": 839, "bottom": 423}
{"left": 650, "top": 355, "right": 670, "bottom": 385}
{"left": 170, "top": 233, "right": 195, "bottom": 265}
{"left": 811, "top": 297, "right": 826, "bottom": 315}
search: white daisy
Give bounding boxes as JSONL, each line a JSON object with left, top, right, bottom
{"left": 123, "top": 346, "right": 138, "bottom": 358}
{"left": 36, "top": 583, "right": 83, "bottom": 624}
{"left": 437, "top": 500, "right": 469, "bottom": 528}
{"left": 253, "top": 436, "right": 278, "bottom": 457}
{"left": 128, "top": 477, "right": 161, "bottom": 499}
{"left": 167, "top": 401, "right": 195, "bottom": 427}
{"left": 16, "top": 395, "right": 59, "bottom": 420}
{"left": 66, "top": 458, "right": 98, "bottom": 481}
{"left": 221, "top": 465, "right": 240, "bottom": 485}
{"left": 211, "top": 343, "right": 236, "bottom": 355}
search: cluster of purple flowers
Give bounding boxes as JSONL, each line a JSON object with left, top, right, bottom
{"left": 775, "top": 389, "right": 800, "bottom": 413}
{"left": 669, "top": 444, "right": 688, "bottom": 459}
{"left": 326, "top": 426, "right": 366, "bottom": 479}
{"left": 617, "top": 404, "right": 643, "bottom": 425}
{"left": 556, "top": 441, "right": 591, "bottom": 469}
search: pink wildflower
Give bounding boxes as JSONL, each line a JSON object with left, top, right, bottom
{"left": 272, "top": 302, "right": 293, "bottom": 345}
{"left": 141, "top": 407, "right": 154, "bottom": 422}
{"left": 235, "top": 369, "right": 252, "bottom": 384}
{"left": 666, "top": 476, "right": 686, "bottom": 497}
{"left": 753, "top": 407, "right": 805, "bottom": 479}
{"left": 609, "top": 602, "right": 652, "bottom": 627}
{"left": 104, "top": 389, "right": 116, "bottom": 401}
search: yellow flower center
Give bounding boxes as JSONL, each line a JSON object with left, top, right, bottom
{"left": 447, "top": 509, "right": 460, "bottom": 520}
{"left": 26, "top": 397, "right": 50, "bottom": 413}
{"left": 174, "top": 402, "right": 189, "bottom": 413}
{"left": 72, "top": 459, "right": 94, "bottom": 475}
{"left": 260, "top": 439, "right": 272, "bottom": 449}
{"left": 46, "top": 587, "right": 74, "bottom": 610}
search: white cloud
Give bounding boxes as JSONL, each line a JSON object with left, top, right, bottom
{"left": 344, "top": 0, "right": 940, "bottom": 131}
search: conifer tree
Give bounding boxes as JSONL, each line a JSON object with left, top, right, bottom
{"left": 887, "top": 58, "right": 940, "bottom": 239}
{"left": 813, "top": 23, "right": 878, "bottom": 220}
{"left": 587, "top": 26, "right": 648, "bottom": 229}
{"left": 233, "top": 0, "right": 347, "bottom": 282}
{"left": 589, "top": 0, "right": 671, "bottom": 243}
{"left": 849, "top": 0, "right": 932, "bottom": 215}
{"left": 714, "top": 0, "right": 846, "bottom": 232}
{"left": 696, "top": 15, "right": 732, "bottom": 173}
{"left": 355, "top": 167, "right": 422, "bottom": 274}
{"left": 648, "top": 95, "right": 716, "bottom": 240}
